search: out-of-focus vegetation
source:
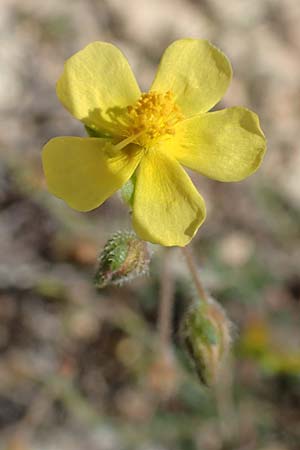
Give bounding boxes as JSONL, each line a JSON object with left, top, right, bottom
{"left": 0, "top": 0, "right": 300, "bottom": 449}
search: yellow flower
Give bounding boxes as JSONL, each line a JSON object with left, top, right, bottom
{"left": 42, "top": 39, "right": 266, "bottom": 247}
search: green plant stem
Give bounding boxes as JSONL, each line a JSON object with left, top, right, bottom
{"left": 180, "top": 245, "right": 209, "bottom": 303}
{"left": 181, "top": 245, "right": 238, "bottom": 448}
{"left": 214, "top": 353, "right": 239, "bottom": 449}
{"left": 158, "top": 248, "right": 175, "bottom": 349}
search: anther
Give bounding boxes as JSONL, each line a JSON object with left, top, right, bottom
{"left": 125, "top": 91, "right": 184, "bottom": 146}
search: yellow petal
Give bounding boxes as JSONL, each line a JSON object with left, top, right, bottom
{"left": 42, "top": 137, "right": 142, "bottom": 211}
{"left": 57, "top": 42, "right": 141, "bottom": 135}
{"left": 132, "top": 149, "right": 206, "bottom": 247}
{"left": 169, "top": 107, "right": 266, "bottom": 182}
{"left": 151, "top": 39, "right": 232, "bottom": 117}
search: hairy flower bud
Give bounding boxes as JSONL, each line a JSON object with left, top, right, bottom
{"left": 94, "top": 231, "right": 151, "bottom": 288}
{"left": 181, "top": 298, "right": 231, "bottom": 386}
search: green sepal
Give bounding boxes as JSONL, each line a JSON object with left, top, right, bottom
{"left": 84, "top": 125, "right": 111, "bottom": 138}
{"left": 121, "top": 173, "right": 136, "bottom": 208}
{"left": 94, "top": 231, "right": 151, "bottom": 288}
{"left": 190, "top": 305, "right": 219, "bottom": 346}
{"left": 181, "top": 299, "right": 231, "bottom": 386}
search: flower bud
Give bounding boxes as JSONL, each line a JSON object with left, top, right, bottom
{"left": 181, "top": 298, "right": 232, "bottom": 386}
{"left": 94, "top": 231, "right": 151, "bottom": 288}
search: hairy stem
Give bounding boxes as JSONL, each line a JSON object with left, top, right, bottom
{"left": 181, "top": 245, "right": 208, "bottom": 303}
{"left": 181, "top": 245, "right": 238, "bottom": 448}
{"left": 214, "top": 353, "right": 239, "bottom": 449}
{"left": 158, "top": 248, "right": 175, "bottom": 349}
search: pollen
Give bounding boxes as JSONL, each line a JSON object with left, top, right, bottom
{"left": 126, "top": 91, "right": 184, "bottom": 146}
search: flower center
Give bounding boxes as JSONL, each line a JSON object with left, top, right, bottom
{"left": 125, "top": 91, "right": 184, "bottom": 147}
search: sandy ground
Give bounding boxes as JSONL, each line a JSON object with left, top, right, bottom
{"left": 0, "top": 0, "right": 300, "bottom": 449}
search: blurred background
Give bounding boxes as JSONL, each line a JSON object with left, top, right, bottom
{"left": 1, "top": 0, "right": 300, "bottom": 449}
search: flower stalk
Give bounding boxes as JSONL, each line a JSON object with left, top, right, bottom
{"left": 181, "top": 245, "right": 208, "bottom": 303}
{"left": 157, "top": 248, "right": 175, "bottom": 350}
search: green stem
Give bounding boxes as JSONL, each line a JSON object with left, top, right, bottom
{"left": 180, "top": 246, "right": 209, "bottom": 303}
{"left": 213, "top": 352, "right": 239, "bottom": 449}
{"left": 181, "top": 245, "right": 238, "bottom": 448}
{"left": 158, "top": 248, "right": 175, "bottom": 349}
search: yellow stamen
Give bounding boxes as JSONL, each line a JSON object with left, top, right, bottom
{"left": 125, "top": 91, "right": 184, "bottom": 147}
{"left": 114, "top": 130, "right": 144, "bottom": 152}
